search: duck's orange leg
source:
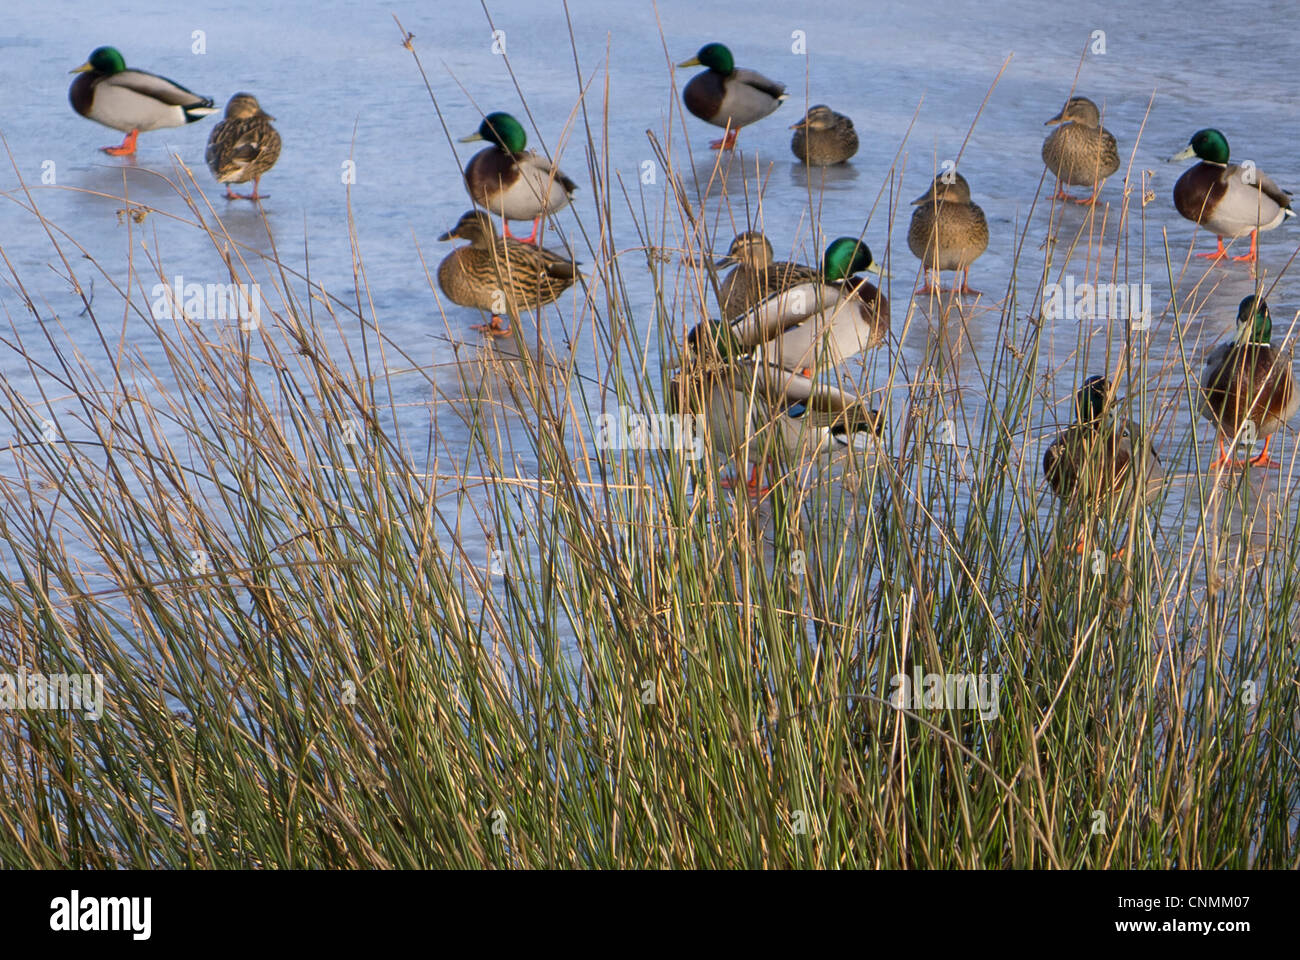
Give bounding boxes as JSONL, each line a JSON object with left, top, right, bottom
{"left": 471, "top": 315, "right": 513, "bottom": 338}
{"left": 236, "top": 177, "right": 269, "bottom": 201}
{"left": 501, "top": 219, "right": 540, "bottom": 245}
{"left": 102, "top": 129, "right": 139, "bottom": 156}
{"left": 956, "top": 268, "right": 981, "bottom": 297}
{"left": 1247, "top": 434, "right": 1280, "bottom": 468}
{"left": 1195, "top": 236, "right": 1228, "bottom": 260}
{"left": 709, "top": 129, "right": 740, "bottom": 151}
{"left": 516, "top": 218, "right": 542, "bottom": 244}
{"left": 1231, "top": 230, "right": 1259, "bottom": 263}
{"left": 720, "top": 462, "right": 769, "bottom": 496}
{"left": 1071, "top": 186, "right": 1103, "bottom": 206}
{"left": 1208, "top": 436, "right": 1234, "bottom": 469}
{"left": 914, "top": 270, "right": 940, "bottom": 295}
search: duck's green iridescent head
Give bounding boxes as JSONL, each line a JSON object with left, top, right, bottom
{"left": 686, "top": 319, "right": 745, "bottom": 361}
{"left": 1236, "top": 295, "right": 1272, "bottom": 345}
{"left": 1075, "top": 375, "right": 1110, "bottom": 424}
{"left": 822, "top": 238, "right": 879, "bottom": 282}
{"left": 72, "top": 46, "right": 126, "bottom": 75}
{"left": 678, "top": 43, "right": 735, "bottom": 75}
{"left": 1173, "top": 129, "right": 1230, "bottom": 165}
{"left": 461, "top": 112, "right": 527, "bottom": 154}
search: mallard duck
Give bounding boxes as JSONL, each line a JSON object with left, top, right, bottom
{"left": 1200, "top": 295, "right": 1299, "bottom": 468}
{"left": 669, "top": 335, "right": 880, "bottom": 495}
{"left": 1041, "top": 96, "right": 1119, "bottom": 205}
{"left": 68, "top": 46, "right": 215, "bottom": 156}
{"left": 460, "top": 112, "right": 576, "bottom": 244}
{"left": 436, "top": 210, "right": 579, "bottom": 337}
{"left": 677, "top": 43, "right": 786, "bottom": 150}
{"left": 750, "top": 365, "right": 883, "bottom": 458}
{"left": 790, "top": 105, "right": 858, "bottom": 166}
{"left": 713, "top": 232, "right": 820, "bottom": 321}
{"left": 1043, "top": 375, "right": 1163, "bottom": 553}
{"left": 205, "top": 93, "right": 281, "bottom": 201}
{"left": 668, "top": 321, "right": 769, "bottom": 492}
{"left": 1171, "top": 129, "right": 1294, "bottom": 263}
{"left": 909, "top": 171, "right": 989, "bottom": 296}
{"left": 724, "top": 237, "right": 888, "bottom": 376}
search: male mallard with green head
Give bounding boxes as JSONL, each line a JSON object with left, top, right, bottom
{"left": 460, "top": 112, "right": 576, "bottom": 245}
{"left": 754, "top": 365, "right": 883, "bottom": 460}
{"left": 1043, "top": 375, "right": 1163, "bottom": 554}
{"left": 1200, "top": 295, "right": 1299, "bottom": 468}
{"left": 205, "top": 93, "right": 281, "bottom": 201}
{"left": 1171, "top": 129, "right": 1294, "bottom": 263}
{"left": 677, "top": 43, "right": 786, "bottom": 150}
{"left": 790, "top": 105, "right": 858, "bottom": 166}
{"left": 69, "top": 46, "right": 216, "bottom": 156}
{"left": 437, "top": 210, "right": 579, "bottom": 338}
{"left": 714, "top": 231, "right": 820, "bottom": 321}
{"left": 1042, "top": 96, "right": 1119, "bottom": 205}
{"left": 908, "top": 171, "right": 989, "bottom": 296}
{"left": 725, "top": 237, "right": 888, "bottom": 376}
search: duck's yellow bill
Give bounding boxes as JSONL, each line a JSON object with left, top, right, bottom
{"left": 458, "top": 132, "right": 485, "bottom": 143}
{"left": 676, "top": 56, "right": 701, "bottom": 68}
{"left": 1168, "top": 145, "right": 1197, "bottom": 162}
{"left": 70, "top": 62, "right": 92, "bottom": 74}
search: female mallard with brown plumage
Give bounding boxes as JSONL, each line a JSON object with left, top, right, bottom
{"left": 460, "top": 112, "right": 576, "bottom": 245}
{"left": 1043, "top": 375, "right": 1163, "bottom": 553}
{"left": 908, "top": 171, "right": 989, "bottom": 296}
{"left": 667, "top": 321, "right": 765, "bottom": 491}
{"left": 1200, "top": 295, "right": 1299, "bottom": 468}
{"left": 677, "top": 42, "right": 786, "bottom": 150}
{"left": 205, "top": 93, "right": 281, "bottom": 201}
{"left": 68, "top": 46, "right": 216, "bottom": 156}
{"left": 437, "top": 210, "right": 579, "bottom": 337}
{"left": 714, "top": 232, "right": 819, "bottom": 321}
{"left": 1041, "top": 96, "right": 1119, "bottom": 205}
{"left": 1170, "top": 129, "right": 1294, "bottom": 263}
{"left": 790, "top": 105, "right": 858, "bottom": 166}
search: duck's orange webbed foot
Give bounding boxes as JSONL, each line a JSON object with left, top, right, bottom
{"left": 102, "top": 129, "right": 139, "bottom": 156}
{"left": 720, "top": 463, "right": 769, "bottom": 497}
{"left": 709, "top": 129, "right": 740, "bottom": 151}
{"left": 1247, "top": 435, "right": 1279, "bottom": 468}
{"left": 472, "top": 316, "right": 513, "bottom": 338}
{"left": 1195, "top": 237, "right": 1228, "bottom": 261}
{"left": 1231, "top": 231, "right": 1259, "bottom": 263}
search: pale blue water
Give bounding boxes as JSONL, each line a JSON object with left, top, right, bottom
{"left": 2, "top": 0, "right": 1299, "bottom": 601}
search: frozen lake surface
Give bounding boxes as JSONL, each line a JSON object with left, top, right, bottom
{"left": 3, "top": 0, "right": 1300, "bottom": 603}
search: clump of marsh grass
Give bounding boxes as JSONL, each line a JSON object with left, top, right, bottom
{"left": 0, "top": 18, "right": 1295, "bottom": 869}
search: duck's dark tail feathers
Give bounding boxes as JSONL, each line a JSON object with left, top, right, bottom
{"left": 183, "top": 100, "right": 218, "bottom": 123}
